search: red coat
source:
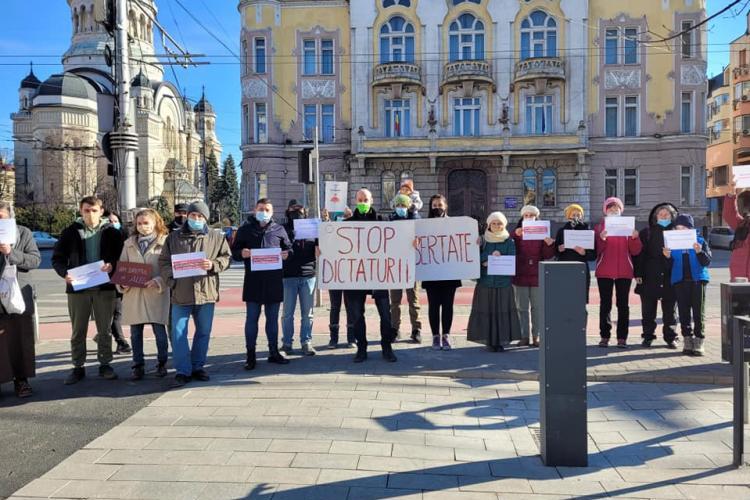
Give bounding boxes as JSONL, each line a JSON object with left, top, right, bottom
{"left": 594, "top": 220, "right": 643, "bottom": 280}
{"left": 511, "top": 230, "right": 556, "bottom": 287}
{"left": 724, "top": 194, "right": 750, "bottom": 280}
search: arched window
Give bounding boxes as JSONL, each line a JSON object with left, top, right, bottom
{"left": 521, "top": 10, "right": 557, "bottom": 60}
{"left": 380, "top": 16, "right": 415, "bottom": 64}
{"left": 383, "top": 0, "right": 411, "bottom": 7}
{"left": 522, "top": 169, "right": 537, "bottom": 205}
{"left": 140, "top": 14, "right": 147, "bottom": 41}
{"left": 73, "top": 9, "right": 79, "bottom": 33}
{"left": 79, "top": 5, "right": 87, "bottom": 33}
{"left": 453, "top": 0, "right": 481, "bottom": 5}
{"left": 542, "top": 168, "right": 556, "bottom": 207}
{"left": 241, "top": 39, "right": 248, "bottom": 76}
{"left": 449, "top": 14, "right": 484, "bottom": 62}
{"left": 382, "top": 171, "right": 397, "bottom": 207}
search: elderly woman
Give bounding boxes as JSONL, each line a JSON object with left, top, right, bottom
{"left": 0, "top": 201, "right": 41, "bottom": 398}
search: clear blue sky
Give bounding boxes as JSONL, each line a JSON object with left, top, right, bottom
{"left": 0, "top": 0, "right": 242, "bottom": 164}
{"left": 707, "top": 0, "right": 749, "bottom": 77}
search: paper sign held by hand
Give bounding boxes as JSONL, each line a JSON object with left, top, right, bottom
{"left": 171, "top": 252, "right": 207, "bottom": 279}
{"left": 563, "top": 230, "right": 595, "bottom": 250}
{"left": 663, "top": 229, "right": 698, "bottom": 251}
{"left": 293, "top": 218, "right": 320, "bottom": 240}
{"left": 111, "top": 262, "right": 153, "bottom": 288}
{"left": 604, "top": 216, "right": 635, "bottom": 237}
{"left": 733, "top": 165, "right": 750, "bottom": 189}
{"left": 0, "top": 219, "right": 17, "bottom": 245}
{"left": 69, "top": 260, "right": 110, "bottom": 291}
{"left": 487, "top": 255, "right": 516, "bottom": 276}
{"left": 250, "top": 248, "right": 282, "bottom": 271}
{"left": 522, "top": 220, "right": 550, "bottom": 240}
{"left": 325, "top": 181, "right": 348, "bottom": 213}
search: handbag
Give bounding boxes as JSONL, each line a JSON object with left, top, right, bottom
{"left": 0, "top": 257, "right": 26, "bottom": 315}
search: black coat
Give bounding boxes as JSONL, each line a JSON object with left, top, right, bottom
{"left": 554, "top": 221, "right": 596, "bottom": 303}
{"left": 51, "top": 220, "right": 124, "bottom": 293}
{"left": 282, "top": 222, "right": 317, "bottom": 279}
{"left": 0, "top": 225, "right": 41, "bottom": 315}
{"left": 232, "top": 218, "right": 293, "bottom": 304}
{"left": 634, "top": 203, "right": 679, "bottom": 297}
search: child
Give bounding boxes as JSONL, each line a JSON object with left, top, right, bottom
{"left": 663, "top": 214, "right": 711, "bottom": 356}
{"left": 467, "top": 212, "right": 521, "bottom": 351}
{"left": 555, "top": 203, "right": 596, "bottom": 303}
{"left": 391, "top": 179, "right": 424, "bottom": 214}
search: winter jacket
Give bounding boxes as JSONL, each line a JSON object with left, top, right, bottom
{"left": 724, "top": 194, "right": 750, "bottom": 280}
{"left": 478, "top": 238, "right": 516, "bottom": 288}
{"left": 0, "top": 225, "right": 41, "bottom": 316}
{"left": 669, "top": 236, "right": 711, "bottom": 285}
{"left": 594, "top": 219, "right": 643, "bottom": 280}
{"left": 282, "top": 222, "right": 316, "bottom": 279}
{"left": 634, "top": 203, "right": 679, "bottom": 297}
{"left": 511, "top": 226, "right": 555, "bottom": 287}
{"left": 51, "top": 219, "right": 124, "bottom": 293}
{"left": 158, "top": 224, "right": 231, "bottom": 306}
{"left": 554, "top": 221, "right": 596, "bottom": 302}
{"left": 345, "top": 207, "right": 381, "bottom": 222}
{"left": 231, "top": 218, "right": 293, "bottom": 304}
{"left": 117, "top": 234, "right": 170, "bottom": 326}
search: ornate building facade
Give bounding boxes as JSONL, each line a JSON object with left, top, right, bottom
{"left": 12, "top": 0, "right": 222, "bottom": 209}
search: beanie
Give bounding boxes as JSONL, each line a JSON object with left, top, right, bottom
{"left": 519, "top": 205, "right": 540, "bottom": 217}
{"left": 174, "top": 203, "right": 189, "bottom": 212}
{"left": 674, "top": 214, "right": 695, "bottom": 229}
{"left": 394, "top": 194, "right": 411, "bottom": 207}
{"left": 187, "top": 200, "right": 210, "bottom": 221}
{"left": 603, "top": 197, "right": 624, "bottom": 215}
{"left": 486, "top": 211, "right": 508, "bottom": 227}
{"left": 565, "top": 204, "right": 584, "bottom": 220}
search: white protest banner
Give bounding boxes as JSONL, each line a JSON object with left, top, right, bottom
{"left": 733, "top": 165, "right": 750, "bottom": 189}
{"left": 415, "top": 217, "right": 479, "bottom": 281}
{"left": 293, "top": 218, "right": 320, "bottom": 240}
{"left": 250, "top": 248, "right": 282, "bottom": 271}
{"left": 325, "top": 181, "right": 348, "bottom": 213}
{"left": 171, "top": 252, "right": 207, "bottom": 279}
{"left": 604, "top": 216, "right": 635, "bottom": 237}
{"left": 487, "top": 255, "right": 516, "bottom": 276}
{"left": 663, "top": 229, "right": 698, "bottom": 251}
{"left": 318, "top": 221, "right": 415, "bottom": 290}
{"left": 69, "top": 260, "right": 110, "bottom": 291}
{"left": 522, "top": 220, "right": 550, "bottom": 240}
{"left": 563, "top": 230, "right": 595, "bottom": 250}
{"left": 0, "top": 219, "right": 17, "bottom": 245}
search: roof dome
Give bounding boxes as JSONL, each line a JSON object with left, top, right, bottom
{"left": 21, "top": 67, "right": 41, "bottom": 89}
{"left": 131, "top": 70, "right": 151, "bottom": 88}
{"left": 193, "top": 94, "right": 213, "bottom": 114}
{"left": 38, "top": 73, "right": 97, "bottom": 100}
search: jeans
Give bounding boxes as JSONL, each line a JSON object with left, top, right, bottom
{"left": 130, "top": 323, "right": 169, "bottom": 366}
{"left": 425, "top": 285, "right": 457, "bottom": 337}
{"left": 597, "top": 278, "right": 632, "bottom": 340}
{"left": 110, "top": 296, "right": 126, "bottom": 344}
{"left": 389, "top": 283, "right": 422, "bottom": 333}
{"left": 245, "top": 302, "right": 281, "bottom": 351}
{"left": 640, "top": 288, "right": 677, "bottom": 342}
{"left": 674, "top": 281, "right": 706, "bottom": 339}
{"left": 513, "top": 285, "right": 540, "bottom": 340}
{"left": 344, "top": 290, "right": 394, "bottom": 350}
{"left": 328, "top": 290, "right": 354, "bottom": 344}
{"left": 68, "top": 289, "right": 117, "bottom": 368}
{"left": 282, "top": 277, "right": 316, "bottom": 346}
{"left": 171, "top": 303, "right": 215, "bottom": 377}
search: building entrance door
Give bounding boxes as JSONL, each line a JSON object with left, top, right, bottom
{"left": 447, "top": 169, "right": 488, "bottom": 223}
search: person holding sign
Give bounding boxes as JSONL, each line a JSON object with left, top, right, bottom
{"left": 116, "top": 209, "right": 170, "bottom": 380}
{"left": 663, "top": 214, "right": 711, "bottom": 356}
{"left": 159, "top": 201, "right": 231, "bottom": 388}
{"left": 280, "top": 200, "right": 317, "bottom": 357}
{"left": 511, "top": 205, "right": 555, "bottom": 347}
{"left": 231, "top": 198, "right": 293, "bottom": 371}
{"left": 555, "top": 204, "right": 596, "bottom": 303}
{"left": 634, "top": 203, "right": 679, "bottom": 349}
{"left": 389, "top": 194, "right": 423, "bottom": 344}
{"left": 52, "top": 196, "right": 124, "bottom": 385}
{"left": 593, "top": 197, "right": 642, "bottom": 348}
{"left": 467, "top": 212, "right": 521, "bottom": 352}
{"left": 320, "top": 208, "right": 354, "bottom": 349}
{"left": 0, "top": 202, "right": 40, "bottom": 398}
{"left": 723, "top": 182, "right": 750, "bottom": 281}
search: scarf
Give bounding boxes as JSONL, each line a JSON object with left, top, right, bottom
{"left": 137, "top": 233, "right": 157, "bottom": 255}
{"left": 484, "top": 228, "right": 509, "bottom": 243}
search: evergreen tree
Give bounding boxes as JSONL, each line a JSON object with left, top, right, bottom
{"left": 206, "top": 151, "right": 220, "bottom": 222}
{"left": 218, "top": 154, "right": 240, "bottom": 226}
{"left": 154, "top": 195, "right": 172, "bottom": 225}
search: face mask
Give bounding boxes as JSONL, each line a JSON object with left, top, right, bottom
{"left": 137, "top": 226, "right": 153, "bottom": 236}
{"left": 112, "top": 223, "right": 121, "bottom": 230}
{"left": 430, "top": 208, "right": 446, "bottom": 218}
{"left": 255, "top": 211, "right": 271, "bottom": 223}
{"left": 395, "top": 207, "right": 408, "bottom": 217}
{"left": 657, "top": 219, "right": 671, "bottom": 228}
{"left": 287, "top": 211, "right": 303, "bottom": 221}
{"left": 187, "top": 219, "right": 205, "bottom": 231}
{"left": 174, "top": 215, "right": 185, "bottom": 224}
{"left": 607, "top": 211, "right": 621, "bottom": 217}
{"left": 356, "top": 203, "right": 370, "bottom": 215}
{"left": 570, "top": 216, "right": 582, "bottom": 226}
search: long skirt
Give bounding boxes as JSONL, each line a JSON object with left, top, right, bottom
{"left": 467, "top": 285, "right": 521, "bottom": 348}
{"left": 0, "top": 313, "right": 36, "bottom": 383}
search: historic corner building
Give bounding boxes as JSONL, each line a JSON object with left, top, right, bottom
{"left": 240, "top": 0, "right": 707, "bottom": 225}
{"left": 12, "top": 0, "right": 222, "bottom": 209}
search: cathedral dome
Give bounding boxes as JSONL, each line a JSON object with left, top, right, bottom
{"left": 131, "top": 70, "right": 151, "bottom": 88}
{"left": 21, "top": 69, "right": 41, "bottom": 89}
{"left": 193, "top": 95, "right": 214, "bottom": 114}
{"left": 38, "top": 73, "right": 97, "bottom": 100}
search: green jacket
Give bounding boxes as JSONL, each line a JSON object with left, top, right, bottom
{"left": 478, "top": 238, "right": 516, "bottom": 288}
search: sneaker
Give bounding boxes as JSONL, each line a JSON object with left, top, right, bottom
{"left": 155, "top": 362, "right": 168, "bottom": 378}
{"left": 411, "top": 330, "right": 422, "bottom": 344}
{"left": 441, "top": 334, "right": 452, "bottom": 351}
{"left": 598, "top": 339, "right": 609, "bottom": 348}
{"left": 682, "top": 336, "right": 694, "bottom": 355}
{"left": 98, "top": 365, "right": 118, "bottom": 380}
{"left": 191, "top": 369, "right": 210, "bottom": 382}
{"left": 692, "top": 337, "right": 705, "bottom": 356}
{"left": 64, "top": 367, "right": 86, "bottom": 385}
{"left": 280, "top": 344, "right": 293, "bottom": 355}
{"left": 432, "top": 335, "right": 441, "bottom": 350}
{"left": 268, "top": 352, "right": 290, "bottom": 365}
{"left": 170, "top": 374, "right": 191, "bottom": 388}
{"left": 14, "top": 379, "right": 32, "bottom": 398}
{"left": 115, "top": 341, "right": 132, "bottom": 354}
{"left": 665, "top": 340, "right": 678, "bottom": 350}
{"left": 328, "top": 340, "right": 338, "bottom": 349}
{"left": 518, "top": 338, "right": 530, "bottom": 347}
{"left": 616, "top": 339, "right": 627, "bottom": 349}
{"left": 301, "top": 343, "right": 316, "bottom": 356}
{"left": 131, "top": 364, "right": 145, "bottom": 381}
{"left": 345, "top": 342, "right": 356, "bottom": 349}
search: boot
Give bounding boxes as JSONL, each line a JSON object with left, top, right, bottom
{"left": 381, "top": 342, "right": 397, "bottom": 362}
{"left": 353, "top": 343, "right": 367, "bottom": 363}
{"left": 268, "top": 347, "right": 290, "bottom": 365}
{"left": 131, "top": 364, "right": 145, "bottom": 381}
{"left": 682, "top": 336, "right": 694, "bottom": 355}
{"left": 155, "top": 361, "right": 168, "bottom": 378}
{"left": 692, "top": 337, "right": 705, "bottom": 356}
{"left": 328, "top": 324, "right": 339, "bottom": 349}
{"left": 244, "top": 349, "right": 256, "bottom": 370}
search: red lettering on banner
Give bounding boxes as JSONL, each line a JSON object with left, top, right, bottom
{"left": 367, "top": 226, "right": 381, "bottom": 254}
{"left": 383, "top": 226, "right": 395, "bottom": 253}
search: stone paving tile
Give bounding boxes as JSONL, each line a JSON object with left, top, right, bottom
{"left": 316, "top": 468, "right": 389, "bottom": 488}
{"left": 194, "top": 482, "right": 277, "bottom": 500}
{"left": 387, "top": 472, "right": 459, "bottom": 491}
{"left": 329, "top": 440, "right": 392, "bottom": 457}
{"left": 109, "top": 464, "right": 252, "bottom": 483}
{"left": 600, "top": 479, "right": 687, "bottom": 499}
{"left": 420, "top": 491, "right": 498, "bottom": 500}
{"left": 347, "top": 486, "right": 423, "bottom": 500}
{"left": 11, "top": 479, "right": 69, "bottom": 498}
{"left": 50, "top": 479, "right": 203, "bottom": 500}
{"left": 291, "top": 452, "right": 360, "bottom": 470}
{"left": 96, "top": 449, "right": 233, "bottom": 466}
{"left": 267, "top": 439, "right": 332, "bottom": 453}
{"left": 246, "top": 466, "right": 321, "bottom": 485}
{"left": 272, "top": 483, "right": 350, "bottom": 500}
{"left": 225, "top": 451, "right": 295, "bottom": 467}
{"left": 456, "top": 476, "right": 533, "bottom": 494}
{"left": 393, "top": 444, "right": 455, "bottom": 461}
{"left": 674, "top": 483, "right": 750, "bottom": 499}
{"left": 44, "top": 462, "right": 120, "bottom": 481}
{"left": 142, "top": 437, "right": 214, "bottom": 451}
{"left": 529, "top": 478, "right": 608, "bottom": 496}
{"left": 205, "top": 438, "right": 271, "bottom": 451}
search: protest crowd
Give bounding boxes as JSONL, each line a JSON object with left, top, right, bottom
{"left": 1, "top": 178, "right": 749, "bottom": 397}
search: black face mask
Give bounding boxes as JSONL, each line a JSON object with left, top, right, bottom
{"left": 430, "top": 208, "right": 446, "bottom": 218}
{"left": 287, "top": 211, "right": 304, "bottom": 221}
{"left": 174, "top": 215, "right": 185, "bottom": 224}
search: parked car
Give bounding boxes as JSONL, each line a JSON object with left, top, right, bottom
{"left": 32, "top": 231, "right": 58, "bottom": 249}
{"left": 708, "top": 226, "right": 734, "bottom": 250}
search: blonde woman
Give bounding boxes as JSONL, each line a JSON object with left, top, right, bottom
{"left": 118, "top": 209, "right": 170, "bottom": 380}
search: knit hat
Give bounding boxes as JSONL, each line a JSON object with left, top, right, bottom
{"left": 519, "top": 205, "right": 540, "bottom": 217}
{"left": 674, "top": 214, "right": 695, "bottom": 229}
{"left": 400, "top": 179, "right": 414, "bottom": 193}
{"left": 394, "top": 194, "right": 411, "bottom": 207}
{"left": 187, "top": 200, "right": 210, "bottom": 220}
{"left": 565, "top": 204, "right": 585, "bottom": 220}
{"left": 287, "top": 199, "right": 300, "bottom": 209}
{"left": 486, "top": 211, "right": 508, "bottom": 227}
{"left": 603, "top": 197, "right": 624, "bottom": 214}
{"left": 174, "top": 203, "right": 188, "bottom": 212}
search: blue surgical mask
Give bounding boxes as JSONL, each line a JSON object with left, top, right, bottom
{"left": 112, "top": 223, "right": 121, "bottom": 230}
{"left": 255, "top": 211, "right": 271, "bottom": 223}
{"left": 395, "top": 207, "right": 408, "bottom": 218}
{"left": 187, "top": 218, "right": 205, "bottom": 231}
{"left": 657, "top": 219, "right": 671, "bottom": 228}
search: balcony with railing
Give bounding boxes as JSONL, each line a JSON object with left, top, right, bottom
{"left": 441, "top": 60, "right": 495, "bottom": 90}
{"left": 514, "top": 57, "right": 566, "bottom": 84}
{"left": 733, "top": 65, "right": 750, "bottom": 80}
{"left": 372, "top": 62, "right": 423, "bottom": 88}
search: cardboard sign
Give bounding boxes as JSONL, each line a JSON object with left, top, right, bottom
{"left": 318, "top": 221, "right": 415, "bottom": 290}
{"left": 604, "top": 216, "right": 635, "bottom": 237}
{"left": 663, "top": 229, "right": 698, "bottom": 251}
{"left": 0, "top": 219, "right": 17, "bottom": 245}
{"left": 415, "top": 217, "right": 479, "bottom": 281}
{"left": 110, "top": 262, "right": 153, "bottom": 288}
{"left": 733, "top": 165, "right": 750, "bottom": 189}
{"left": 563, "top": 230, "right": 595, "bottom": 250}
{"left": 487, "top": 255, "right": 516, "bottom": 276}
{"left": 69, "top": 260, "right": 110, "bottom": 291}
{"left": 250, "top": 248, "right": 282, "bottom": 271}
{"left": 522, "top": 220, "right": 550, "bottom": 240}
{"left": 171, "top": 252, "right": 207, "bottom": 279}
{"left": 293, "top": 218, "right": 320, "bottom": 240}
{"left": 325, "top": 181, "right": 348, "bottom": 213}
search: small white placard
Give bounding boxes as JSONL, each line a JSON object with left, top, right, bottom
{"left": 250, "top": 248, "right": 282, "bottom": 271}
{"left": 733, "top": 165, "right": 750, "bottom": 189}
{"left": 69, "top": 260, "right": 110, "bottom": 291}
{"left": 487, "top": 255, "right": 516, "bottom": 276}
{"left": 605, "top": 216, "right": 636, "bottom": 237}
{"left": 325, "top": 181, "right": 348, "bottom": 213}
{"left": 522, "top": 220, "right": 550, "bottom": 240}
{"left": 663, "top": 229, "right": 698, "bottom": 251}
{"left": 293, "top": 218, "right": 320, "bottom": 240}
{"left": 171, "top": 252, "right": 208, "bottom": 279}
{"left": 563, "top": 230, "right": 595, "bottom": 250}
{"left": 0, "top": 219, "right": 17, "bottom": 245}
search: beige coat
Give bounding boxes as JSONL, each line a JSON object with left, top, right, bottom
{"left": 117, "top": 234, "right": 170, "bottom": 326}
